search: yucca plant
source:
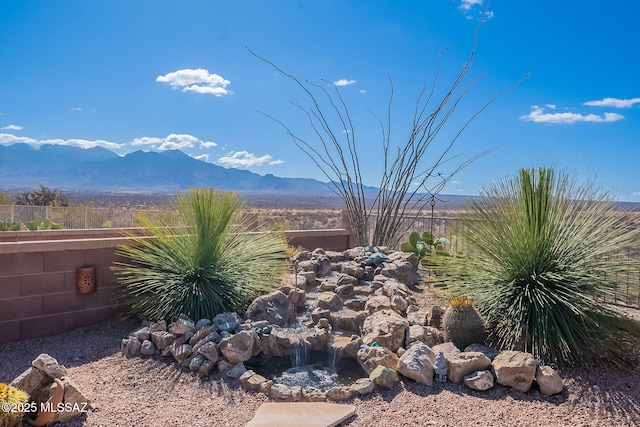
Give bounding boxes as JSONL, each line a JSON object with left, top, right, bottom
{"left": 112, "top": 188, "right": 288, "bottom": 321}
{"left": 444, "top": 167, "right": 640, "bottom": 367}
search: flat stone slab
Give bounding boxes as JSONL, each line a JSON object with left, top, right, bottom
{"left": 246, "top": 402, "right": 356, "bottom": 427}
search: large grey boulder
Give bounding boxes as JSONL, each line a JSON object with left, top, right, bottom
{"left": 330, "top": 309, "right": 368, "bottom": 333}
{"left": 492, "top": 350, "right": 537, "bottom": 392}
{"left": 357, "top": 345, "right": 400, "bottom": 375}
{"left": 219, "top": 330, "right": 262, "bottom": 364}
{"left": 362, "top": 309, "right": 409, "bottom": 352}
{"left": 445, "top": 351, "right": 492, "bottom": 383}
{"left": 245, "top": 290, "right": 294, "bottom": 326}
{"left": 535, "top": 365, "right": 564, "bottom": 396}
{"left": 463, "top": 370, "right": 494, "bottom": 391}
{"left": 396, "top": 342, "right": 436, "bottom": 385}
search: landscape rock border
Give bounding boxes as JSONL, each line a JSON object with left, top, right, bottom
{"left": 120, "top": 246, "right": 564, "bottom": 402}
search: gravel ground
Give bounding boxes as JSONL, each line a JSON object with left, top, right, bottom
{"left": 1, "top": 283, "right": 639, "bottom": 427}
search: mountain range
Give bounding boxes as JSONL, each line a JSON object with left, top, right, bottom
{"left": 0, "top": 143, "right": 339, "bottom": 195}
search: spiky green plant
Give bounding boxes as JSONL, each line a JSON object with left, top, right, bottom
{"left": 112, "top": 188, "right": 288, "bottom": 321}
{"left": 444, "top": 167, "right": 640, "bottom": 367}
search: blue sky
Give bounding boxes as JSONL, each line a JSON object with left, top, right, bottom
{"left": 1, "top": 1, "right": 639, "bottom": 201}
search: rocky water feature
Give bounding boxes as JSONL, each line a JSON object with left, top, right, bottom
{"left": 121, "top": 246, "right": 564, "bottom": 402}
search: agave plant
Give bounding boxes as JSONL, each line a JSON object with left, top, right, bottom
{"left": 112, "top": 188, "right": 288, "bottom": 321}
{"left": 445, "top": 167, "right": 640, "bottom": 367}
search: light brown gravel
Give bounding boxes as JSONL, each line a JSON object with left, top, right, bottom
{"left": 1, "top": 284, "right": 639, "bottom": 427}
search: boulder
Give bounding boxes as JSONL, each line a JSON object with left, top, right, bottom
{"left": 390, "top": 294, "right": 408, "bottom": 313}
{"left": 343, "top": 247, "right": 366, "bottom": 259}
{"left": 431, "top": 342, "right": 461, "bottom": 358}
{"left": 317, "top": 292, "right": 342, "bottom": 310}
{"left": 364, "top": 295, "right": 392, "bottom": 314}
{"left": 330, "top": 309, "right": 368, "bottom": 333}
{"left": 121, "top": 337, "right": 141, "bottom": 357}
{"left": 357, "top": 346, "right": 400, "bottom": 375}
{"left": 245, "top": 290, "right": 294, "bottom": 326}
{"left": 129, "top": 326, "right": 151, "bottom": 341}
{"left": 341, "top": 262, "right": 365, "bottom": 279}
{"left": 343, "top": 297, "right": 368, "bottom": 311}
{"left": 189, "top": 354, "right": 206, "bottom": 372}
{"left": 369, "top": 365, "right": 400, "bottom": 389}
{"left": 219, "top": 330, "right": 262, "bottom": 364}
{"left": 148, "top": 320, "right": 167, "bottom": 332}
{"left": 140, "top": 340, "right": 156, "bottom": 356}
{"left": 247, "top": 373, "right": 270, "bottom": 392}
{"left": 315, "top": 256, "right": 333, "bottom": 277}
{"left": 536, "top": 365, "right": 564, "bottom": 396}
{"left": 303, "top": 387, "right": 327, "bottom": 402}
{"left": 445, "top": 351, "right": 492, "bottom": 384}
{"left": 326, "top": 386, "right": 356, "bottom": 401}
{"left": 396, "top": 342, "right": 435, "bottom": 385}
{"left": 362, "top": 309, "right": 409, "bottom": 352}
{"left": 150, "top": 330, "right": 176, "bottom": 350}
{"left": 168, "top": 314, "right": 196, "bottom": 335}
{"left": 270, "top": 383, "right": 293, "bottom": 401}
{"left": 195, "top": 318, "right": 212, "bottom": 331}
{"left": 492, "top": 350, "right": 537, "bottom": 392}
{"left": 464, "top": 344, "right": 500, "bottom": 361}
{"left": 51, "top": 377, "right": 91, "bottom": 424}
{"left": 350, "top": 378, "right": 375, "bottom": 395}
{"left": 406, "top": 305, "right": 428, "bottom": 326}
{"left": 197, "top": 341, "right": 220, "bottom": 363}
{"left": 329, "top": 335, "right": 363, "bottom": 359}
{"left": 226, "top": 362, "right": 248, "bottom": 379}
{"left": 463, "top": 370, "right": 494, "bottom": 391}
{"left": 405, "top": 325, "right": 443, "bottom": 348}
{"left": 170, "top": 343, "right": 193, "bottom": 363}
{"left": 32, "top": 353, "right": 68, "bottom": 378}
{"left": 191, "top": 331, "right": 222, "bottom": 353}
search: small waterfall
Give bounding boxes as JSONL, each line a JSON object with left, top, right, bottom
{"left": 327, "top": 345, "right": 342, "bottom": 371}
{"left": 290, "top": 336, "right": 310, "bottom": 368}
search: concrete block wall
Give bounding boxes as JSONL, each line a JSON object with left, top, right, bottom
{"left": 0, "top": 226, "right": 354, "bottom": 344}
{"left": 0, "top": 235, "right": 131, "bottom": 344}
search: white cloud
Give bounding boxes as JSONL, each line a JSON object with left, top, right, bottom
{"left": 217, "top": 150, "right": 283, "bottom": 168}
{"left": 333, "top": 79, "right": 356, "bottom": 86}
{"left": 131, "top": 134, "right": 216, "bottom": 151}
{"left": 583, "top": 97, "right": 640, "bottom": 108}
{"left": 156, "top": 68, "right": 231, "bottom": 97}
{"left": 70, "top": 107, "right": 83, "bottom": 111}
{"left": 451, "top": 180, "right": 461, "bottom": 184}
{"left": 545, "top": 104, "right": 556, "bottom": 110}
{"left": 1, "top": 124, "right": 23, "bottom": 130}
{"left": 195, "top": 153, "right": 210, "bottom": 162}
{"left": 359, "top": 89, "right": 366, "bottom": 94}
{"left": 633, "top": 192, "right": 640, "bottom": 197}
{"left": 459, "top": 0, "right": 482, "bottom": 11}
{"left": 0, "top": 133, "right": 122, "bottom": 149}
{"left": 0, "top": 133, "right": 35, "bottom": 144}
{"left": 519, "top": 105, "right": 624, "bottom": 125}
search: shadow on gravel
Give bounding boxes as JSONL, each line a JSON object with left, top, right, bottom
{"left": 0, "top": 317, "right": 138, "bottom": 382}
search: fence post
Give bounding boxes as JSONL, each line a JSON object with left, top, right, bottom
{"left": 341, "top": 210, "right": 355, "bottom": 249}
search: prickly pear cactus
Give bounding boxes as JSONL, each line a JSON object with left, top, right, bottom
{"left": 442, "top": 297, "right": 486, "bottom": 351}
{"left": 0, "top": 383, "right": 29, "bottom": 427}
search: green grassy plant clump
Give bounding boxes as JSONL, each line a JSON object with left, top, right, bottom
{"left": 112, "top": 188, "right": 288, "bottom": 322}
{"left": 445, "top": 167, "right": 640, "bottom": 368}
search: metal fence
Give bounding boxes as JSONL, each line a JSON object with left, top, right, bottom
{"left": 366, "top": 213, "right": 640, "bottom": 309}
{"left": 0, "top": 204, "right": 168, "bottom": 229}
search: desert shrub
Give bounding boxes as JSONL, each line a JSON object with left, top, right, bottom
{"left": 112, "top": 188, "right": 288, "bottom": 321}
{"left": 444, "top": 167, "right": 640, "bottom": 367}
{"left": 13, "top": 184, "right": 71, "bottom": 206}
